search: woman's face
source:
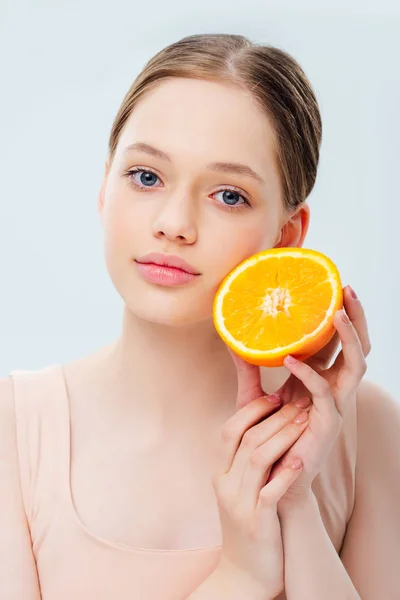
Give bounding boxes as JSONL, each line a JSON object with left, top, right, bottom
{"left": 98, "top": 77, "right": 307, "bottom": 326}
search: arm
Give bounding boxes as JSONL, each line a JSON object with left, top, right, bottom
{"left": 278, "top": 378, "right": 400, "bottom": 600}
{"left": 278, "top": 491, "right": 360, "bottom": 600}
{"left": 0, "top": 376, "right": 42, "bottom": 599}
{"left": 339, "top": 379, "right": 400, "bottom": 599}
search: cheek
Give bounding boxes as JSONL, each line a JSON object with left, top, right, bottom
{"left": 102, "top": 192, "right": 145, "bottom": 258}
{"left": 102, "top": 199, "right": 144, "bottom": 300}
{"left": 213, "top": 224, "right": 271, "bottom": 276}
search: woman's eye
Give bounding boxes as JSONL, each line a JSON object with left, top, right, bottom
{"left": 125, "top": 168, "right": 250, "bottom": 209}
{"left": 129, "top": 168, "right": 161, "bottom": 188}
{"left": 213, "top": 189, "right": 248, "bottom": 208}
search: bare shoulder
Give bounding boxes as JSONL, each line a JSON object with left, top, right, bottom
{"left": 0, "top": 376, "right": 16, "bottom": 437}
{"left": 355, "top": 377, "right": 400, "bottom": 465}
{"left": 0, "top": 376, "right": 21, "bottom": 483}
{"left": 62, "top": 343, "right": 117, "bottom": 383}
{"left": 356, "top": 377, "right": 400, "bottom": 425}
{"left": 339, "top": 378, "right": 400, "bottom": 598}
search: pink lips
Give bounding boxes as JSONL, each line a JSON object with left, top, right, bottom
{"left": 134, "top": 253, "right": 201, "bottom": 286}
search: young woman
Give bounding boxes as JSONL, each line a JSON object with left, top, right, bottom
{"left": 1, "top": 33, "right": 399, "bottom": 600}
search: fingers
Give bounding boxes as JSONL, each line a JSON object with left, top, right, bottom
{"left": 281, "top": 286, "right": 369, "bottom": 419}
{"left": 324, "top": 286, "right": 371, "bottom": 373}
{"left": 229, "top": 402, "right": 308, "bottom": 484}
{"left": 342, "top": 286, "right": 371, "bottom": 357}
{"left": 319, "top": 309, "right": 366, "bottom": 414}
{"left": 256, "top": 460, "right": 303, "bottom": 530}
{"left": 326, "top": 286, "right": 370, "bottom": 390}
{"left": 334, "top": 308, "right": 367, "bottom": 378}
{"left": 283, "top": 354, "right": 339, "bottom": 416}
{"left": 227, "top": 348, "right": 265, "bottom": 410}
{"left": 306, "top": 330, "right": 340, "bottom": 371}
{"left": 304, "top": 285, "right": 370, "bottom": 373}
{"left": 236, "top": 406, "right": 309, "bottom": 514}
{"left": 218, "top": 394, "right": 283, "bottom": 474}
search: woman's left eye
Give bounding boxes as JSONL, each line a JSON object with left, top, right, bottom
{"left": 124, "top": 168, "right": 251, "bottom": 210}
{"left": 213, "top": 189, "right": 249, "bottom": 210}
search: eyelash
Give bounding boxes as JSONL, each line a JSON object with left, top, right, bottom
{"left": 122, "top": 167, "right": 251, "bottom": 211}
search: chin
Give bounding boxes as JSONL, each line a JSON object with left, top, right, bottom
{"left": 121, "top": 285, "right": 213, "bottom": 327}
{"left": 127, "top": 301, "right": 211, "bottom": 327}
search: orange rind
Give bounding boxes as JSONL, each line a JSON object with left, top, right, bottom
{"left": 213, "top": 247, "right": 343, "bottom": 367}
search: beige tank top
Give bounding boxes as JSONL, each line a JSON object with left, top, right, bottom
{"left": 10, "top": 363, "right": 357, "bottom": 600}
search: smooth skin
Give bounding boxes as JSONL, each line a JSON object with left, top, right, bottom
{"left": 1, "top": 76, "right": 399, "bottom": 600}
{"left": 66, "top": 77, "right": 400, "bottom": 596}
{"left": 202, "top": 286, "right": 369, "bottom": 598}
{"left": 214, "top": 398, "right": 309, "bottom": 599}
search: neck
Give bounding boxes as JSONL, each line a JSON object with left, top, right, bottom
{"left": 102, "top": 305, "right": 240, "bottom": 438}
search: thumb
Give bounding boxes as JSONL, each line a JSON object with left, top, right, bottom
{"left": 227, "top": 347, "right": 265, "bottom": 410}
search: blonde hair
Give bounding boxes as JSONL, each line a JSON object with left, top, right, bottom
{"left": 107, "top": 33, "right": 322, "bottom": 212}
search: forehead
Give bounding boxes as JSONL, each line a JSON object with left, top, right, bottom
{"left": 115, "top": 78, "right": 278, "bottom": 172}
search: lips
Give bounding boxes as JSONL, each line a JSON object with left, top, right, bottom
{"left": 135, "top": 252, "right": 200, "bottom": 275}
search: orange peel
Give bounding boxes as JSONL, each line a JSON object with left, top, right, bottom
{"left": 213, "top": 247, "right": 343, "bottom": 367}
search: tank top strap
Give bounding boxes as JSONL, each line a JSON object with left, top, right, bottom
{"left": 9, "top": 364, "right": 69, "bottom": 528}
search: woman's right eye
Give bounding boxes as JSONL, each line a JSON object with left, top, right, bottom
{"left": 125, "top": 168, "right": 162, "bottom": 189}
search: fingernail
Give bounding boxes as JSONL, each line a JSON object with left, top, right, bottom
{"left": 295, "top": 396, "right": 311, "bottom": 409}
{"left": 267, "top": 393, "right": 281, "bottom": 404}
{"left": 341, "top": 310, "right": 350, "bottom": 324}
{"left": 291, "top": 458, "right": 303, "bottom": 470}
{"left": 285, "top": 355, "right": 298, "bottom": 365}
{"left": 349, "top": 286, "right": 358, "bottom": 300}
{"left": 294, "top": 411, "right": 309, "bottom": 424}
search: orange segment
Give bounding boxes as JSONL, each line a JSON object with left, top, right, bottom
{"left": 213, "top": 248, "right": 343, "bottom": 367}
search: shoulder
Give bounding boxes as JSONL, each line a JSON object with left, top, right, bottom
{"left": 356, "top": 377, "right": 400, "bottom": 430}
{"left": 355, "top": 377, "right": 400, "bottom": 470}
{"left": 0, "top": 366, "right": 64, "bottom": 452}
{"left": 339, "top": 379, "right": 400, "bottom": 597}
{"left": 0, "top": 376, "right": 22, "bottom": 498}
{"left": 0, "top": 375, "right": 27, "bottom": 473}
{"left": 0, "top": 376, "right": 17, "bottom": 440}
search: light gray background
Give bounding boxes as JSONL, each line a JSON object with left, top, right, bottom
{"left": 1, "top": 1, "right": 399, "bottom": 401}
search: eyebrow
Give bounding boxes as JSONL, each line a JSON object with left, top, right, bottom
{"left": 123, "top": 142, "right": 265, "bottom": 185}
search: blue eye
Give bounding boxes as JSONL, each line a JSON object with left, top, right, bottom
{"left": 123, "top": 168, "right": 251, "bottom": 211}
{"left": 126, "top": 168, "right": 161, "bottom": 188}
{"left": 213, "top": 189, "right": 249, "bottom": 210}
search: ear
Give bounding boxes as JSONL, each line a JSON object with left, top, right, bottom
{"left": 275, "top": 202, "right": 310, "bottom": 248}
{"left": 98, "top": 159, "right": 110, "bottom": 223}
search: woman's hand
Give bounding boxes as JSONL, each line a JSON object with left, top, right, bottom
{"left": 231, "top": 285, "right": 372, "bottom": 516}
{"left": 212, "top": 382, "right": 312, "bottom": 598}
{"left": 271, "top": 285, "right": 371, "bottom": 512}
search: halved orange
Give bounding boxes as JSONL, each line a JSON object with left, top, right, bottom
{"left": 213, "top": 247, "right": 343, "bottom": 367}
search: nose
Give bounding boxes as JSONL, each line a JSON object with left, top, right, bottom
{"left": 151, "top": 193, "right": 197, "bottom": 244}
